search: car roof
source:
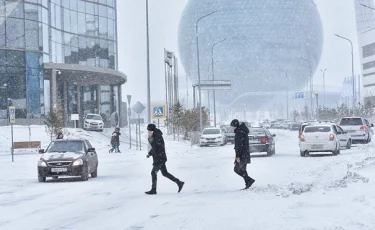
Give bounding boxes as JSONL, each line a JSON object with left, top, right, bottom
{"left": 203, "top": 128, "right": 220, "bottom": 130}
{"left": 53, "top": 139, "right": 88, "bottom": 142}
{"left": 86, "top": 113, "right": 101, "bottom": 116}
{"left": 341, "top": 117, "right": 363, "bottom": 119}
{"left": 305, "top": 124, "right": 333, "bottom": 127}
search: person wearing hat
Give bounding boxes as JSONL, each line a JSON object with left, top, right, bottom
{"left": 145, "top": 123, "right": 185, "bottom": 195}
{"left": 230, "top": 119, "right": 255, "bottom": 189}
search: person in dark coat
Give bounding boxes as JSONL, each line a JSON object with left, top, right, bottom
{"left": 145, "top": 124, "right": 184, "bottom": 195}
{"left": 231, "top": 119, "right": 255, "bottom": 189}
{"left": 56, "top": 132, "right": 64, "bottom": 139}
{"left": 109, "top": 132, "right": 118, "bottom": 153}
{"left": 114, "top": 127, "right": 121, "bottom": 153}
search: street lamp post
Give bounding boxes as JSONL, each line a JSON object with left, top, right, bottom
{"left": 196, "top": 11, "right": 216, "bottom": 132}
{"left": 334, "top": 34, "right": 355, "bottom": 115}
{"left": 320, "top": 68, "right": 327, "bottom": 107}
{"left": 285, "top": 71, "right": 289, "bottom": 120}
{"left": 300, "top": 58, "right": 313, "bottom": 119}
{"left": 146, "top": 0, "right": 151, "bottom": 124}
{"left": 211, "top": 38, "right": 227, "bottom": 127}
{"left": 360, "top": 3, "right": 375, "bottom": 11}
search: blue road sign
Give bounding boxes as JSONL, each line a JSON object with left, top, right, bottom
{"left": 9, "top": 106, "right": 15, "bottom": 124}
{"left": 152, "top": 105, "right": 166, "bottom": 119}
{"left": 293, "top": 92, "right": 304, "bottom": 99}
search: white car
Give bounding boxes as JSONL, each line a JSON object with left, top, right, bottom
{"left": 338, "top": 117, "right": 374, "bottom": 143}
{"left": 83, "top": 114, "right": 104, "bottom": 132}
{"left": 299, "top": 124, "right": 351, "bottom": 157}
{"left": 199, "top": 128, "right": 226, "bottom": 146}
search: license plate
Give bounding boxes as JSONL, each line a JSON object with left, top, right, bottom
{"left": 311, "top": 144, "right": 323, "bottom": 149}
{"left": 51, "top": 168, "right": 67, "bottom": 172}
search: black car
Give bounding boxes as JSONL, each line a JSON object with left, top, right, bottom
{"left": 37, "top": 139, "right": 98, "bottom": 182}
{"left": 248, "top": 127, "right": 276, "bottom": 156}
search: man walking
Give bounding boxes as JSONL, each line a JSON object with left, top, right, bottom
{"left": 230, "top": 119, "right": 255, "bottom": 189}
{"left": 145, "top": 124, "right": 184, "bottom": 195}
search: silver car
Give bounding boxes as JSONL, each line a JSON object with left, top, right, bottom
{"left": 339, "top": 117, "right": 374, "bottom": 143}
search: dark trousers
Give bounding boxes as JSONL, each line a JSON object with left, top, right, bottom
{"left": 234, "top": 162, "right": 249, "bottom": 178}
{"left": 151, "top": 163, "right": 179, "bottom": 190}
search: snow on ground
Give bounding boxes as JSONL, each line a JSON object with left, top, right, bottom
{"left": 1, "top": 126, "right": 375, "bottom": 229}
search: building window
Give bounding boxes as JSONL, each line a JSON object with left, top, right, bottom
{"left": 363, "top": 42, "right": 375, "bottom": 58}
{"left": 363, "top": 60, "right": 375, "bottom": 70}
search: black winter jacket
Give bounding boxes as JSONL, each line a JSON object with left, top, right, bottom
{"left": 148, "top": 129, "right": 167, "bottom": 165}
{"left": 234, "top": 123, "right": 251, "bottom": 164}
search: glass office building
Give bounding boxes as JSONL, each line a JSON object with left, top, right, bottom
{"left": 0, "top": 0, "right": 126, "bottom": 126}
{"left": 178, "top": 0, "right": 323, "bottom": 110}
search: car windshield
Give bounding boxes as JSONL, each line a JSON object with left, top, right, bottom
{"left": 249, "top": 128, "right": 265, "bottom": 135}
{"left": 304, "top": 126, "right": 331, "bottom": 133}
{"left": 46, "top": 141, "right": 85, "bottom": 153}
{"left": 203, "top": 129, "right": 220, "bottom": 134}
{"left": 339, "top": 118, "right": 363, "bottom": 126}
{"left": 226, "top": 127, "right": 234, "bottom": 133}
{"left": 86, "top": 115, "right": 102, "bottom": 120}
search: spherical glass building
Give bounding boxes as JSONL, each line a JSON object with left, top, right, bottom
{"left": 178, "top": 0, "right": 324, "bottom": 110}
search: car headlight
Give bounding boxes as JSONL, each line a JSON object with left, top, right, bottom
{"left": 38, "top": 160, "right": 47, "bottom": 167}
{"left": 72, "top": 159, "right": 84, "bottom": 166}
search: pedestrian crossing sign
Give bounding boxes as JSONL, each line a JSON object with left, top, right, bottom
{"left": 9, "top": 106, "right": 15, "bottom": 124}
{"left": 152, "top": 104, "right": 166, "bottom": 120}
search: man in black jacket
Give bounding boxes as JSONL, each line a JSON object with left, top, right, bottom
{"left": 145, "top": 124, "right": 184, "bottom": 195}
{"left": 231, "top": 119, "right": 255, "bottom": 189}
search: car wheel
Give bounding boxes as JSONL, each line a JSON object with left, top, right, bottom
{"left": 346, "top": 139, "right": 351, "bottom": 149}
{"left": 300, "top": 150, "right": 306, "bottom": 157}
{"left": 91, "top": 166, "right": 98, "bottom": 178}
{"left": 272, "top": 147, "right": 276, "bottom": 155}
{"left": 52, "top": 176, "right": 58, "bottom": 180}
{"left": 81, "top": 166, "right": 89, "bottom": 181}
{"left": 38, "top": 176, "right": 46, "bottom": 182}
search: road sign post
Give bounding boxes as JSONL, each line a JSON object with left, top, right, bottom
{"left": 132, "top": 101, "right": 146, "bottom": 151}
{"left": 9, "top": 106, "right": 15, "bottom": 162}
{"left": 151, "top": 104, "right": 166, "bottom": 129}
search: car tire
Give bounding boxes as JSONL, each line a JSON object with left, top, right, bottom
{"left": 52, "top": 176, "right": 58, "bottom": 180}
{"left": 346, "top": 139, "right": 351, "bottom": 149}
{"left": 267, "top": 148, "right": 273, "bottom": 156}
{"left": 300, "top": 150, "right": 306, "bottom": 157}
{"left": 81, "top": 166, "right": 89, "bottom": 181}
{"left": 38, "top": 176, "right": 46, "bottom": 182}
{"left": 272, "top": 147, "right": 276, "bottom": 155}
{"left": 91, "top": 166, "right": 98, "bottom": 178}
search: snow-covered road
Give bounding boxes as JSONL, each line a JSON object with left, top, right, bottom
{"left": 0, "top": 126, "right": 375, "bottom": 230}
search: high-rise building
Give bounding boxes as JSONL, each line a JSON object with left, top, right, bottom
{"left": 354, "top": 0, "right": 375, "bottom": 107}
{"left": 0, "top": 0, "right": 126, "bottom": 126}
{"left": 177, "top": 0, "right": 323, "bottom": 110}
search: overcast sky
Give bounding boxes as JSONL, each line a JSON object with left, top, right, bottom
{"left": 117, "top": 0, "right": 362, "bottom": 106}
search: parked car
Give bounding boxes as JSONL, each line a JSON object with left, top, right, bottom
{"left": 290, "top": 122, "right": 302, "bottom": 131}
{"left": 83, "top": 113, "right": 104, "bottom": 131}
{"left": 223, "top": 126, "right": 235, "bottom": 144}
{"left": 37, "top": 139, "right": 98, "bottom": 182}
{"left": 200, "top": 128, "right": 226, "bottom": 146}
{"left": 262, "top": 121, "right": 271, "bottom": 129}
{"left": 299, "top": 124, "right": 351, "bottom": 157}
{"left": 248, "top": 127, "right": 276, "bottom": 156}
{"left": 338, "top": 117, "right": 374, "bottom": 143}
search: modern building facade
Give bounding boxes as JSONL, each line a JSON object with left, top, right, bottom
{"left": 354, "top": 0, "right": 375, "bottom": 107}
{"left": 177, "top": 0, "right": 323, "bottom": 110}
{"left": 0, "top": 0, "right": 126, "bottom": 126}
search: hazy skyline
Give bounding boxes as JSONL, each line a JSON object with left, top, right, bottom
{"left": 117, "top": 0, "right": 362, "bottom": 106}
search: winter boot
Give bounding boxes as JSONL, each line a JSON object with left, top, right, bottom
{"left": 244, "top": 177, "right": 255, "bottom": 189}
{"left": 177, "top": 181, "right": 185, "bottom": 193}
{"left": 145, "top": 189, "right": 157, "bottom": 195}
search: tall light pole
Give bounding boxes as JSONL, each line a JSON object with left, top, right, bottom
{"left": 320, "top": 68, "right": 327, "bottom": 107}
{"left": 196, "top": 11, "right": 215, "bottom": 132}
{"left": 360, "top": 3, "right": 375, "bottom": 11}
{"left": 300, "top": 58, "right": 313, "bottom": 119}
{"left": 334, "top": 34, "right": 355, "bottom": 115}
{"left": 211, "top": 38, "right": 227, "bottom": 127}
{"left": 285, "top": 70, "right": 289, "bottom": 120}
{"left": 146, "top": 0, "right": 151, "bottom": 124}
